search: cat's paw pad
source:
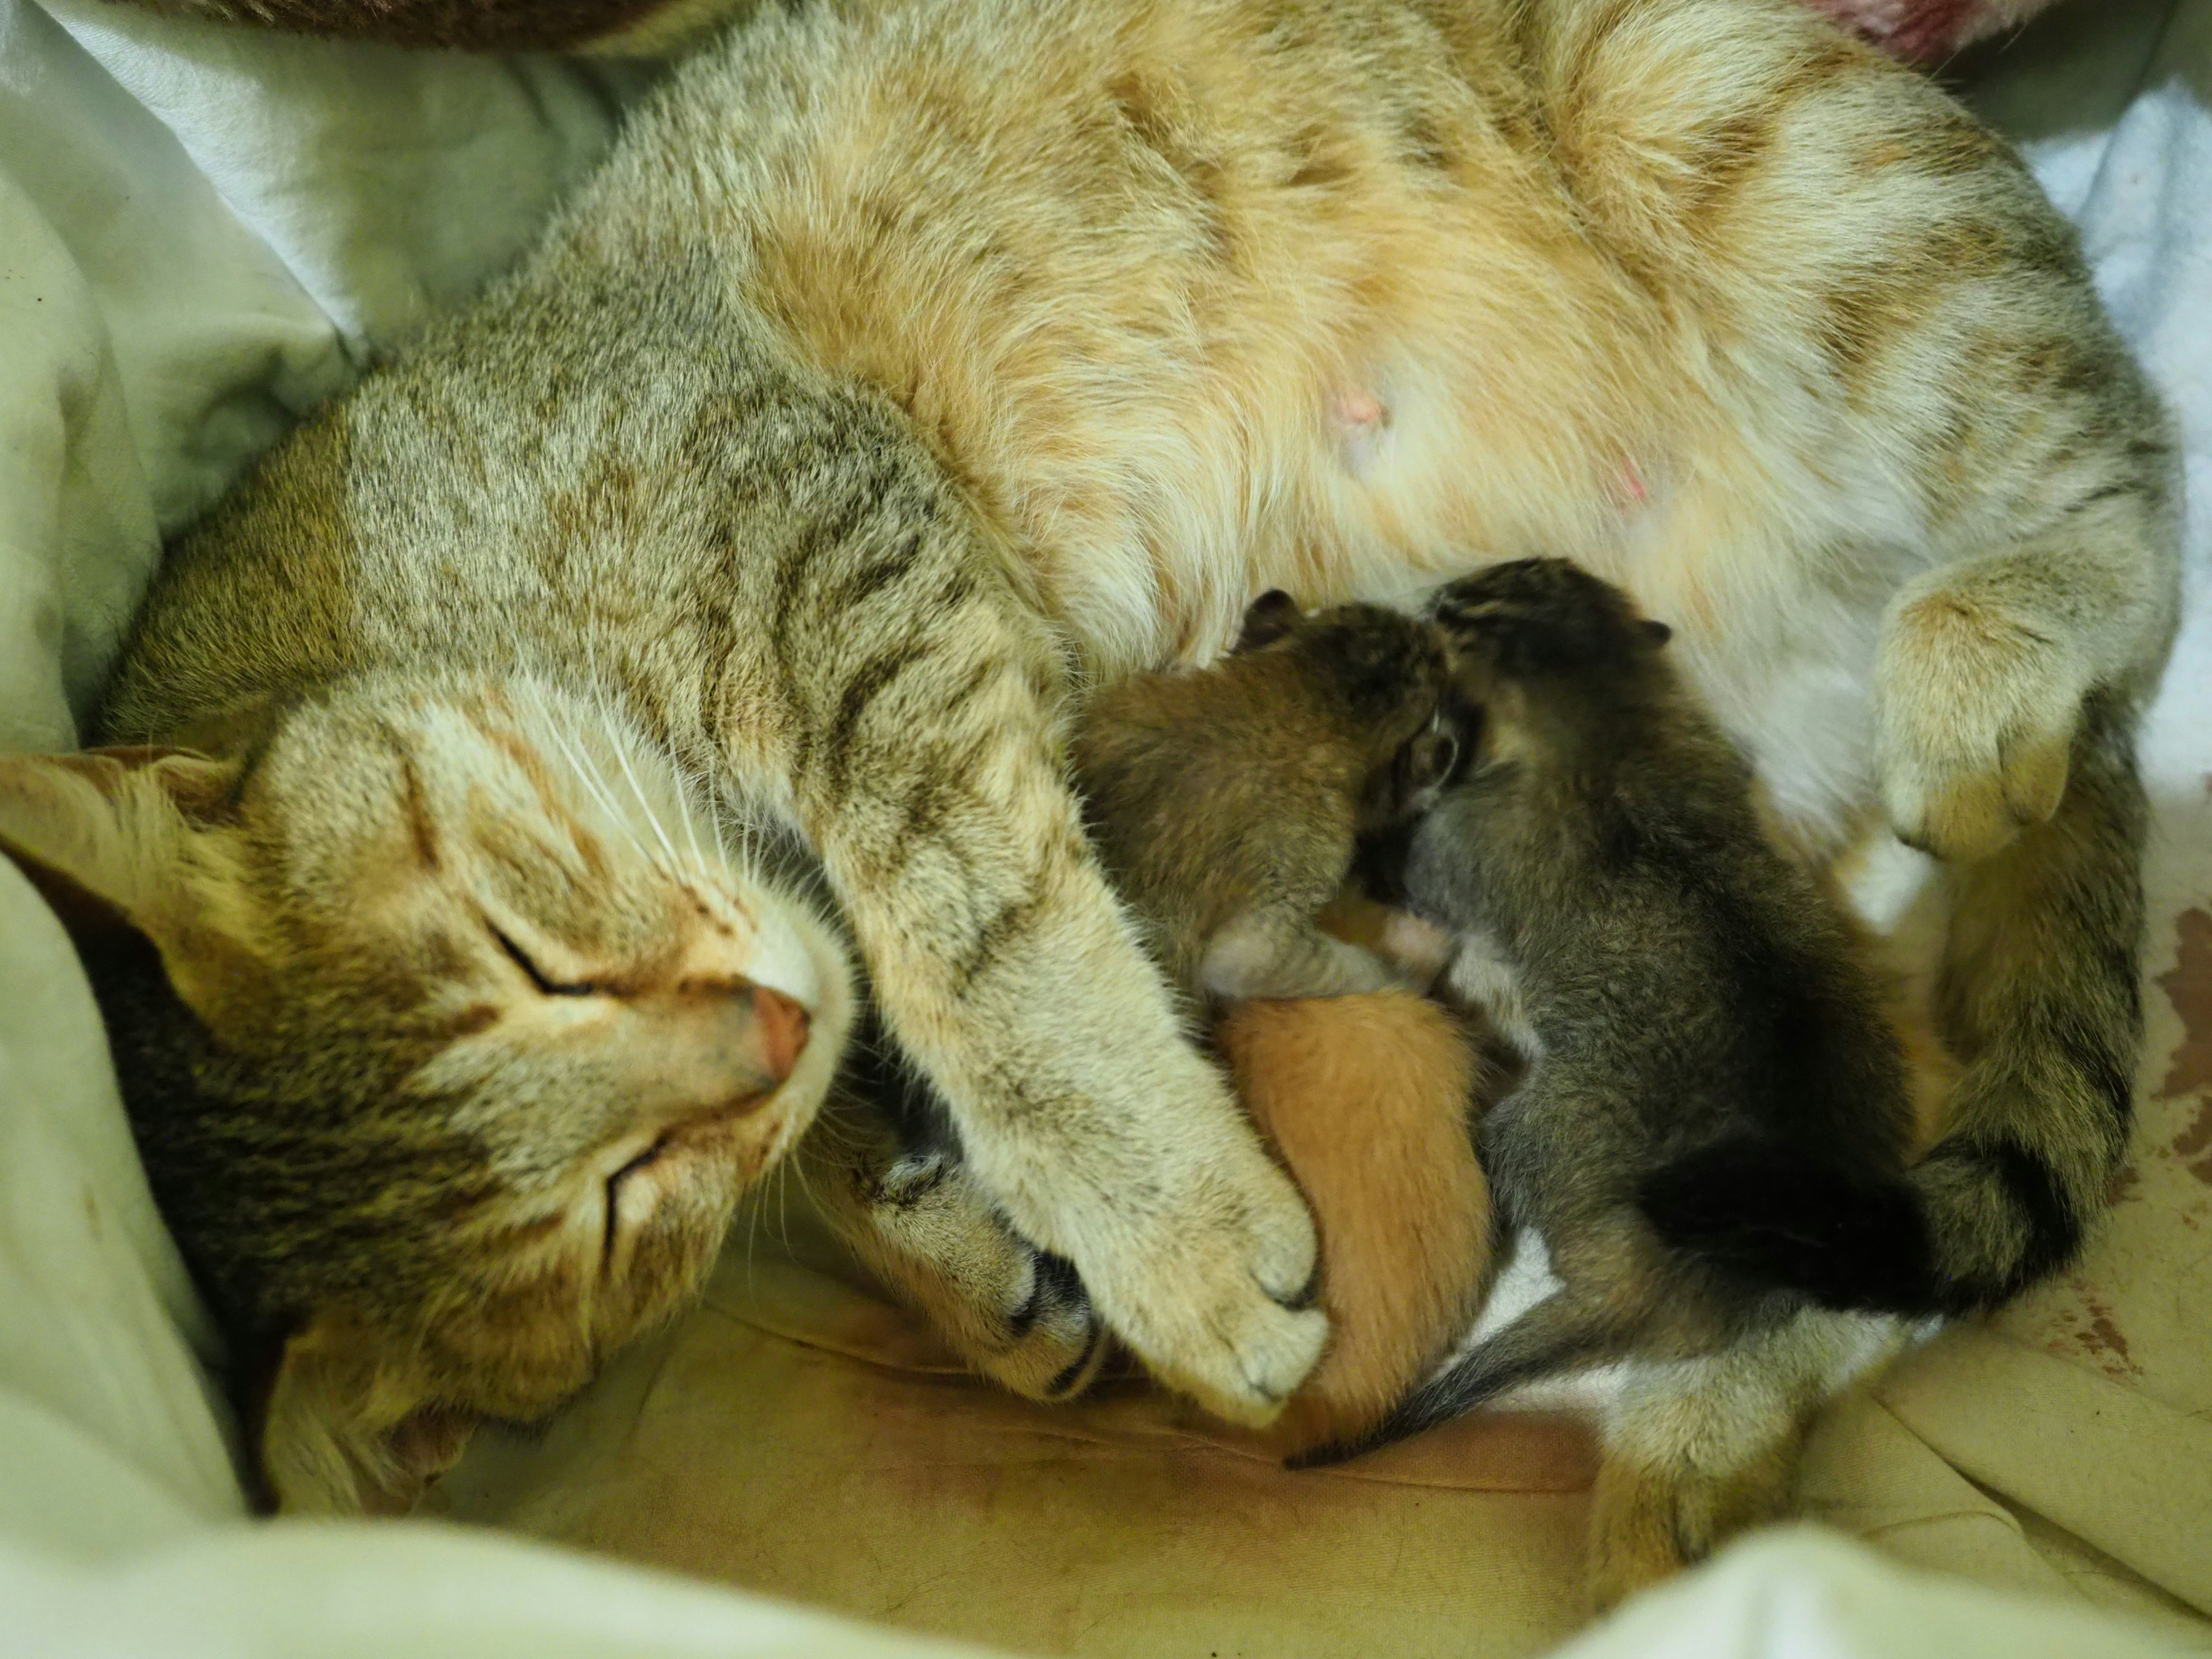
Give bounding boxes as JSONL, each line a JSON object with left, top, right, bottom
{"left": 1084, "top": 1135, "right": 1328, "bottom": 1427}
{"left": 990, "top": 1250, "right": 1108, "bottom": 1400}
{"left": 1875, "top": 589, "right": 2087, "bottom": 863}
{"left": 857, "top": 1154, "right": 1107, "bottom": 1402}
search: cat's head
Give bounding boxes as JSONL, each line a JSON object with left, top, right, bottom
{"left": 0, "top": 671, "right": 851, "bottom": 1514}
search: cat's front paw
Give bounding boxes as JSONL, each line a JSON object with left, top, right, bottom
{"left": 1874, "top": 582, "right": 2089, "bottom": 862}
{"left": 1072, "top": 1093, "right": 1328, "bottom": 1427}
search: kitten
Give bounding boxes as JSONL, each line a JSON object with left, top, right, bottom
{"left": 1073, "top": 591, "right": 1459, "bottom": 1003}
{"left": 5, "top": 0, "right": 2172, "bottom": 1592}
{"left": 1301, "top": 558, "right": 1942, "bottom": 1449}
{"left": 1217, "top": 988, "right": 1494, "bottom": 1457}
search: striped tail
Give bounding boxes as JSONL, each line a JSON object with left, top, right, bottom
{"left": 1637, "top": 1139, "right": 1941, "bottom": 1314}
{"left": 1908, "top": 692, "right": 2146, "bottom": 1313}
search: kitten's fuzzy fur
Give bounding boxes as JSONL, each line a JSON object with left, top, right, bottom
{"left": 1074, "top": 592, "right": 1457, "bottom": 1002}
{"left": 1311, "top": 558, "right": 1929, "bottom": 1456}
{"left": 1218, "top": 990, "right": 1494, "bottom": 1456}
{"left": 0, "top": 0, "right": 2175, "bottom": 1596}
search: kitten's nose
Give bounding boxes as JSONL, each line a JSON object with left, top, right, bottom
{"left": 752, "top": 986, "right": 810, "bottom": 1084}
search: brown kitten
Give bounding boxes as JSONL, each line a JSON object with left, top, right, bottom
{"left": 1073, "top": 592, "right": 1459, "bottom": 1003}
{"left": 1071, "top": 593, "right": 1483, "bottom": 1450}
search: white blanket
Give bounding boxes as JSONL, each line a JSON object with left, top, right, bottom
{"left": 0, "top": 0, "right": 2206, "bottom": 1653}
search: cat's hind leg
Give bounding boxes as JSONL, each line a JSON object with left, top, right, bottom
{"left": 1912, "top": 690, "right": 2146, "bottom": 1308}
{"left": 797, "top": 1100, "right": 1107, "bottom": 1402}
{"left": 1876, "top": 505, "right": 2178, "bottom": 865}
{"left": 1588, "top": 1309, "right": 1907, "bottom": 1612}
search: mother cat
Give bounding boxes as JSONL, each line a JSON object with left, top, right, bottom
{"left": 0, "top": 0, "right": 2177, "bottom": 1593}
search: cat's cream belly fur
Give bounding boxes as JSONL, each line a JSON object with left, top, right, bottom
{"left": 708, "top": 0, "right": 1987, "bottom": 846}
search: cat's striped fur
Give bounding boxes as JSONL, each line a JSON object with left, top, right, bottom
{"left": 5, "top": 0, "right": 2177, "bottom": 1596}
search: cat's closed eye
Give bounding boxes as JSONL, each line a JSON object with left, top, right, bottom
{"left": 487, "top": 919, "right": 598, "bottom": 997}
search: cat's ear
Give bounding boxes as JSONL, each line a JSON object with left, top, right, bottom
{"left": 1234, "top": 590, "right": 1304, "bottom": 653}
{"left": 1640, "top": 619, "right": 1673, "bottom": 647}
{"left": 257, "top": 1313, "right": 477, "bottom": 1516}
{"left": 0, "top": 747, "right": 240, "bottom": 955}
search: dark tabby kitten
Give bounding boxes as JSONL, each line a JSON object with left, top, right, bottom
{"left": 1306, "top": 558, "right": 1948, "bottom": 1464}
{"left": 1073, "top": 592, "right": 1458, "bottom": 1003}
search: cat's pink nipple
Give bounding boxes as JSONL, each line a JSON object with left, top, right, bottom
{"left": 752, "top": 986, "right": 810, "bottom": 1084}
{"left": 1330, "top": 390, "right": 1387, "bottom": 427}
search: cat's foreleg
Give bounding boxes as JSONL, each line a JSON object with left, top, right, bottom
{"left": 796, "top": 1097, "right": 1108, "bottom": 1402}
{"left": 773, "top": 512, "right": 1324, "bottom": 1425}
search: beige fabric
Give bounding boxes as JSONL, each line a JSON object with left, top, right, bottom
{"left": 448, "top": 1195, "right": 1600, "bottom": 1659}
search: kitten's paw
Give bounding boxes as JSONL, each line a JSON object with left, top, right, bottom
{"left": 1874, "top": 585, "right": 2088, "bottom": 863}
{"left": 1077, "top": 1116, "right": 1328, "bottom": 1427}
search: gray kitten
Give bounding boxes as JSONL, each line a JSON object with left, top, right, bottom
{"left": 1309, "top": 557, "right": 1956, "bottom": 1462}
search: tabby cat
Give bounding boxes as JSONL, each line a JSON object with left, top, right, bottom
{"left": 0, "top": 0, "right": 2176, "bottom": 1598}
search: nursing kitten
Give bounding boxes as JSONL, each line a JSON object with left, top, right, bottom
{"left": 1308, "top": 558, "right": 1935, "bottom": 1468}
{"left": 14, "top": 0, "right": 2171, "bottom": 1590}
{"left": 1218, "top": 988, "right": 1494, "bottom": 1456}
{"left": 1073, "top": 591, "right": 1458, "bottom": 1002}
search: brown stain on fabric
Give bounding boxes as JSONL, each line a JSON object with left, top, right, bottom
{"left": 2155, "top": 907, "right": 2212, "bottom": 1103}
{"left": 2045, "top": 1278, "right": 2142, "bottom": 1384}
{"left": 2152, "top": 906, "right": 2212, "bottom": 1185}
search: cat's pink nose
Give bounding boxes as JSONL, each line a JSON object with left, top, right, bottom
{"left": 753, "top": 986, "right": 810, "bottom": 1084}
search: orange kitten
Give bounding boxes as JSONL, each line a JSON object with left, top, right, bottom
{"left": 1216, "top": 988, "right": 1493, "bottom": 1456}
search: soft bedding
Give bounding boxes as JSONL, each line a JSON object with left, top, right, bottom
{"left": 0, "top": 0, "right": 2207, "bottom": 1654}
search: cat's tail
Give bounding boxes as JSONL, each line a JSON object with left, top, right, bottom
{"left": 1636, "top": 1139, "right": 1944, "bottom": 1316}
{"left": 1895, "top": 692, "right": 2147, "bottom": 1314}
{"left": 1287, "top": 1290, "right": 1624, "bottom": 1469}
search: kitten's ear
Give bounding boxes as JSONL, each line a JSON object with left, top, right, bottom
{"left": 1234, "top": 590, "right": 1304, "bottom": 653}
{"left": 1370, "top": 716, "right": 1463, "bottom": 825}
{"left": 0, "top": 747, "right": 240, "bottom": 954}
{"left": 257, "top": 1314, "right": 477, "bottom": 1516}
{"left": 1640, "top": 619, "right": 1673, "bottom": 647}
